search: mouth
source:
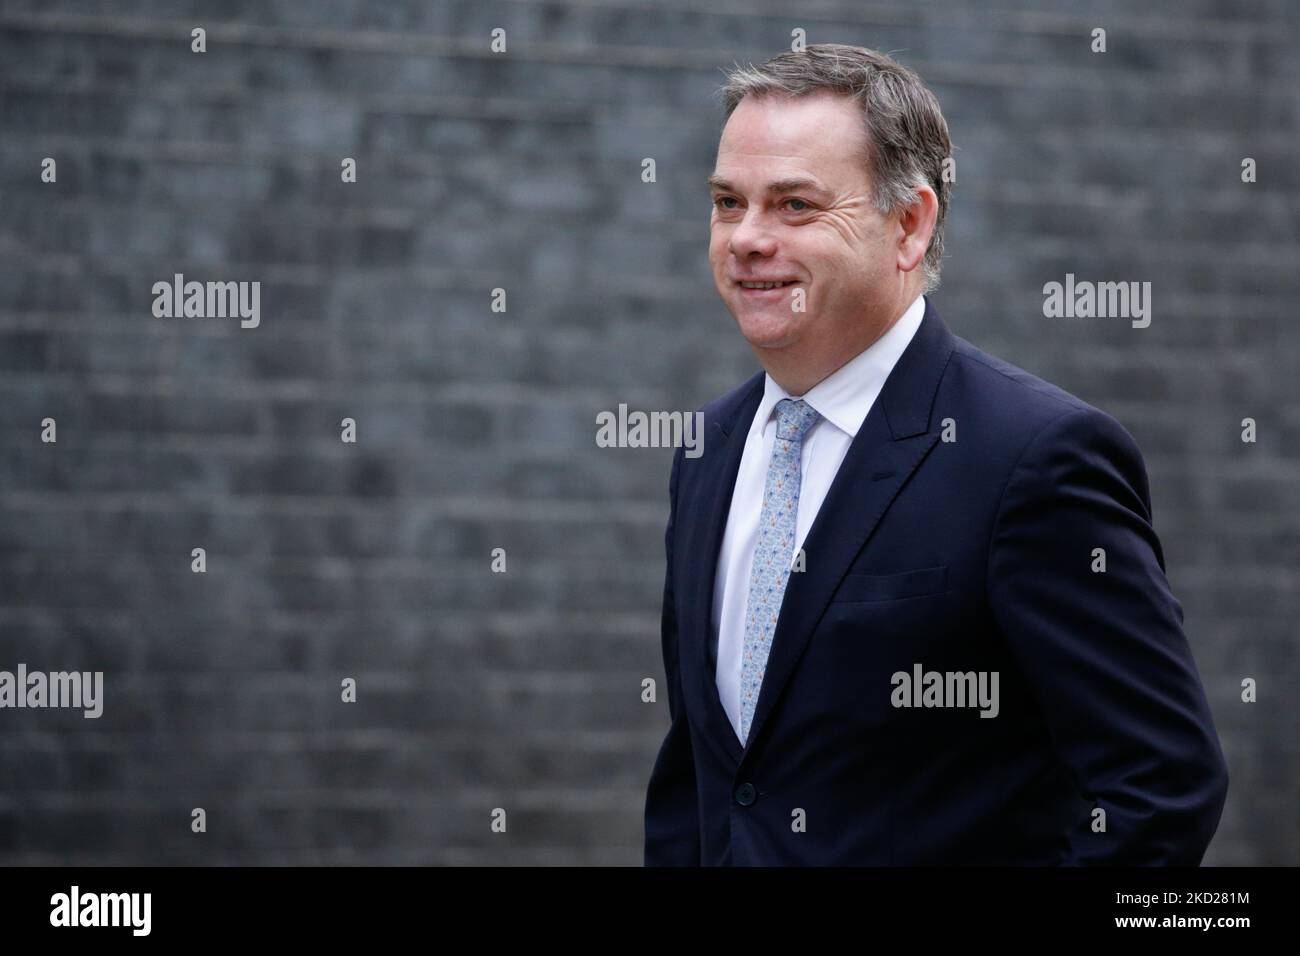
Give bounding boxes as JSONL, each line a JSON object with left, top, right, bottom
{"left": 735, "top": 279, "right": 801, "bottom": 298}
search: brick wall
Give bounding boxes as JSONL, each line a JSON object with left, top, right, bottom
{"left": 0, "top": 0, "right": 1295, "bottom": 864}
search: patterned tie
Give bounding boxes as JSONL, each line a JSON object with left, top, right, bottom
{"left": 739, "top": 397, "right": 821, "bottom": 746}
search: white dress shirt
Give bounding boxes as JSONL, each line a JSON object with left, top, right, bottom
{"left": 711, "top": 293, "right": 926, "bottom": 741}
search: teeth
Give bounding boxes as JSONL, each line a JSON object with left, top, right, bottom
{"left": 740, "top": 281, "right": 792, "bottom": 289}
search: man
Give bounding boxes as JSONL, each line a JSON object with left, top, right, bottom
{"left": 644, "top": 44, "right": 1228, "bottom": 865}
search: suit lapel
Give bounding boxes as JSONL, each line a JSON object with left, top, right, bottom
{"left": 677, "top": 301, "right": 958, "bottom": 765}
{"left": 739, "top": 302, "right": 956, "bottom": 760}
{"left": 681, "top": 374, "right": 763, "bottom": 759}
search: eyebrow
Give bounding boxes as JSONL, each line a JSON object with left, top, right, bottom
{"left": 707, "top": 175, "right": 831, "bottom": 200}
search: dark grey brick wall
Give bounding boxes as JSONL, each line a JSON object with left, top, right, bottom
{"left": 0, "top": 0, "right": 1295, "bottom": 864}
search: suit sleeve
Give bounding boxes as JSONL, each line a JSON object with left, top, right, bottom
{"left": 644, "top": 445, "right": 702, "bottom": 865}
{"left": 987, "top": 406, "right": 1229, "bottom": 865}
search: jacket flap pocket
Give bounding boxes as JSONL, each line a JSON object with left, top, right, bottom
{"left": 832, "top": 565, "right": 948, "bottom": 603}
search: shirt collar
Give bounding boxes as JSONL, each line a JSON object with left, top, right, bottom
{"left": 751, "top": 293, "right": 926, "bottom": 441}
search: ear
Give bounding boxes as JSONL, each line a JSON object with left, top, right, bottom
{"left": 896, "top": 184, "right": 938, "bottom": 274}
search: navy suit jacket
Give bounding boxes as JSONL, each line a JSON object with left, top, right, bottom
{"left": 644, "top": 299, "right": 1228, "bottom": 865}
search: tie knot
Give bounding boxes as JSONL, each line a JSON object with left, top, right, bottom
{"left": 774, "top": 398, "right": 820, "bottom": 443}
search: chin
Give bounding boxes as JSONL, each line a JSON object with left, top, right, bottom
{"left": 735, "top": 315, "right": 797, "bottom": 351}
{"left": 726, "top": 290, "right": 807, "bottom": 349}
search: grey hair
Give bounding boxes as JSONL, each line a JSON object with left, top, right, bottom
{"left": 715, "top": 43, "right": 953, "bottom": 293}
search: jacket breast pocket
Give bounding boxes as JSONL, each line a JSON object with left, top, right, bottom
{"left": 830, "top": 565, "right": 948, "bottom": 603}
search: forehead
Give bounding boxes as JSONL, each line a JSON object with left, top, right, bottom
{"left": 714, "top": 91, "right": 869, "bottom": 189}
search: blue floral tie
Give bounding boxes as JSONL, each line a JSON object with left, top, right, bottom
{"left": 739, "top": 398, "right": 821, "bottom": 745}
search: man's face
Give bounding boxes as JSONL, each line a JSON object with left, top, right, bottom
{"left": 709, "top": 91, "right": 899, "bottom": 358}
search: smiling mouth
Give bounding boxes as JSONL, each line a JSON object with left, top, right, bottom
{"left": 736, "top": 280, "right": 800, "bottom": 290}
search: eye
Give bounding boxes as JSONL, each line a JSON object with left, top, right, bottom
{"left": 711, "top": 196, "right": 813, "bottom": 213}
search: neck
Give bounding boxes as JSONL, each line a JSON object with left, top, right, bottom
{"left": 758, "top": 288, "right": 920, "bottom": 395}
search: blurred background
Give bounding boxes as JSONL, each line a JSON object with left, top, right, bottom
{"left": 0, "top": 0, "right": 1296, "bottom": 864}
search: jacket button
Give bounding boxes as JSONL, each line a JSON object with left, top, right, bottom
{"left": 734, "top": 782, "right": 757, "bottom": 806}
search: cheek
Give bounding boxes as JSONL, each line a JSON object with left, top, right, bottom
{"left": 708, "top": 229, "right": 727, "bottom": 265}
{"left": 799, "top": 241, "right": 848, "bottom": 281}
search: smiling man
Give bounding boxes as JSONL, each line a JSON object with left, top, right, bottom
{"left": 644, "top": 44, "right": 1228, "bottom": 865}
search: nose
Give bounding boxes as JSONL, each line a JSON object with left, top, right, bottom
{"left": 727, "top": 208, "right": 779, "bottom": 260}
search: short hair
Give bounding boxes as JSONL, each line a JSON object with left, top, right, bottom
{"left": 715, "top": 44, "right": 953, "bottom": 293}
